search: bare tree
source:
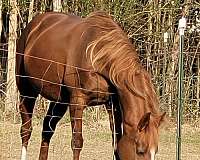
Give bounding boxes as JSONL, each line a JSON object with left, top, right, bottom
{"left": 197, "top": 53, "right": 200, "bottom": 109}
{"left": 0, "top": 0, "right": 2, "bottom": 38}
{"left": 6, "top": 0, "right": 17, "bottom": 112}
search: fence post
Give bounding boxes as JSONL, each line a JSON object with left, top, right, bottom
{"left": 176, "top": 16, "right": 186, "bottom": 160}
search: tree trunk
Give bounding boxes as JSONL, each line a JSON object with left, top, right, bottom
{"left": 165, "top": 1, "right": 178, "bottom": 117}
{"left": 197, "top": 53, "right": 200, "bottom": 114}
{"left": 168, "top": 33, "right": 179, "bottom": 117}
{"left": 53, "top": 0, "right": 62, "bottom": 12}
{"left": 6, "top": 0, "right": 17, "bottom": 114}
{"left": 0, "top": 0, "right": 2, "bottom": 38}
{"left": 147, "top": 0, "right": 153, "bottom": 72}
{"left": 28, "top": 0, "right": 35, "bottom": 22}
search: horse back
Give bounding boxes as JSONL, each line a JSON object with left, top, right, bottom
{"left": 16, "top": 12, "right": 105, "bottom": 101}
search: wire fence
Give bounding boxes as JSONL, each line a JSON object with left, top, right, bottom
{"left": 0, "top": 1, "right": 200, "bottom": 160}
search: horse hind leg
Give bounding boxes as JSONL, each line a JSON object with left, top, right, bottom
{"left": 39, "top": 101, "right": 68, "bottom": 160}
{"left": 19, "top": 93, "right": 38, "bottom": 160}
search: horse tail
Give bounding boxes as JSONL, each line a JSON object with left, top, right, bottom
{"left": 16, "top": 18, "right": 35, "bottom": 88}
{"left": 16, "top": 13, "right": 45, "bottom": 77}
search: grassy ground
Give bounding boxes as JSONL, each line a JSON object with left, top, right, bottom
{"left": 0, "top": 114, "right": 200, "bottom": 160}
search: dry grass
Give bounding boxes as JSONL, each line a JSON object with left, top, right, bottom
{"left": 0, "top": 114, "right": 200, "bottom": 160}
{"left": 0, "top": 113, "right": 113, "bottom": 160}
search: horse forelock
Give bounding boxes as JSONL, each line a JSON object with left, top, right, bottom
{"left": 85, "top": 11, "right": 160, "bottom": 115}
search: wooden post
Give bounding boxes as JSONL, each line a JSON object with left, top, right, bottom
{"left": 6, "top": 0, "right": 17, "bottom": 114}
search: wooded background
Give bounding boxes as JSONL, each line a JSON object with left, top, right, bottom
{"left": 0, "top": 0, "right": 199, "bottom": 122}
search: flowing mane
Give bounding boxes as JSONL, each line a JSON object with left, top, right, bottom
{"left": 85, "top": 11, "right": 160, "bottom": 115}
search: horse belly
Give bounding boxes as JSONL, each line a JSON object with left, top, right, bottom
{"left": 24, "top": 57, "right": 66, "bottom": 102}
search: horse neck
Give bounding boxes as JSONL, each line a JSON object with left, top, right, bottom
{"left": 116, "top": 73, "right": 160, "bottom": 136}
{"left": 117, "top": 90, "right": 146, "bottom": 136}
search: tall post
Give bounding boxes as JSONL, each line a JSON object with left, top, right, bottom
{"left": 176, "top": 17, "right": 186, "bottom": 160}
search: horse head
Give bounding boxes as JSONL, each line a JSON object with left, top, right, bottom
{"left": 118, "top": 112, "right": 166, "bottom": 160}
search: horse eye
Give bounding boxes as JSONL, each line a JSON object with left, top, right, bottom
{"left": 137, "top": 151, "right": 145, "bottom": 156}
{"left": 136, "top": 149, "right": 145, "bottom": 156}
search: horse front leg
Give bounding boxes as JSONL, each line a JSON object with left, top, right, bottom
{"left": 69, "top": 96, "right": 85, "bottom": 160}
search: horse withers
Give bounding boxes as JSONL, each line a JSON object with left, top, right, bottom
{"left": 16, "top": 11, "right": 165, "bottom": 160}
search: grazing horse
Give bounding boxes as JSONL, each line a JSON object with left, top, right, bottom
{"left": 16, "top": 11, "right": 165, "bottom": 160}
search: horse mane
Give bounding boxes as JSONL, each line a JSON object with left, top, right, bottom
{"left": 85, "top": 11, "right": 160, "bottom": 115}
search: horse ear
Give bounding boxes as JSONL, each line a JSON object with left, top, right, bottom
{"left": 137, "top": 112, "right": 151, "bottom": 132}
{"left": 157, "top": 112, "right": 166, "bottom": 127}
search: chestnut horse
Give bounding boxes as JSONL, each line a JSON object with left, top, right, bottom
{"left": 16, "top": 11, "right": 165, "bottom": 160}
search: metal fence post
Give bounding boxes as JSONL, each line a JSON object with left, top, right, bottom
{"left": 176, "top": 17, "right": 186, "bottom": 160}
